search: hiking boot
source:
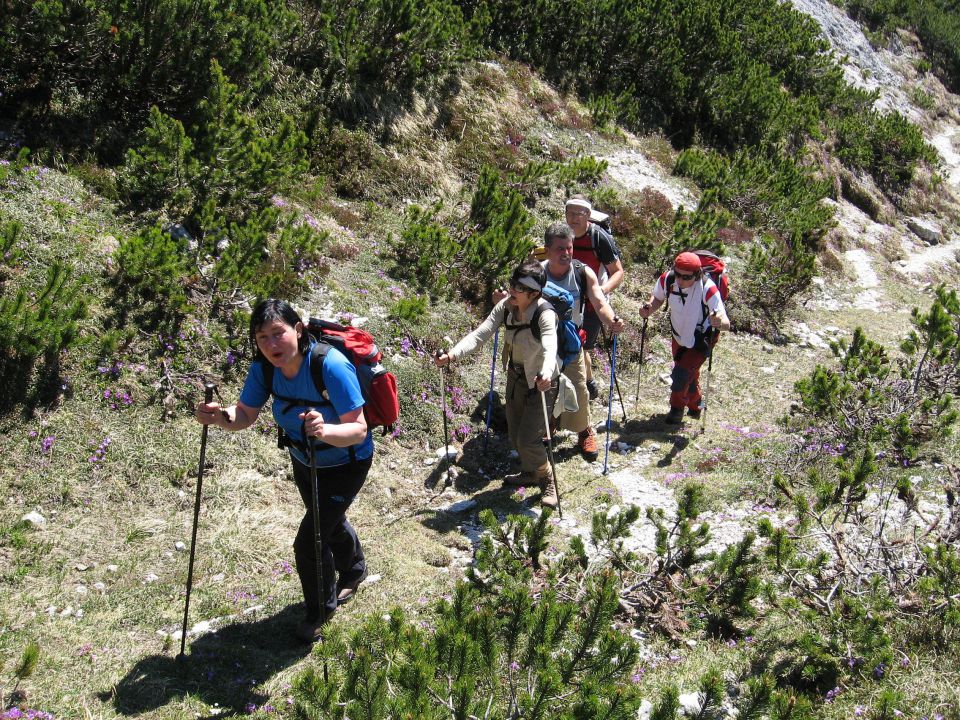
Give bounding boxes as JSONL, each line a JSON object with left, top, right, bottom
{"left": 295, "top": 610, "right": 334, "bottom": 643}
{"left": 336, "top": 567, "right": 368, "bottom": 606}
{"left": 578, "top": 427, "right": 599, "bottom": 462}
{"left": 503, "top": 471, "right": 537, "bottom": 487}
{"left": 586, "top": 379, "right": 599, "bottom": 400}
{"left": 536, "top": 463, "right": 558, "bottom": 509}
{"left": 664, "top": 407, "right": 685, "bottom": 424}
{"left": 687, "top": 407, "right": 702, "bottom": 420}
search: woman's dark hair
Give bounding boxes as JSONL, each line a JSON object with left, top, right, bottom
{"left": 249, "top": 299, "right": 309, "bottom": 360}
{"left": 510, "top": 260, "right": 546, "bottom": 290}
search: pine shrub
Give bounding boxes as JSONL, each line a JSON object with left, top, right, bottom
{"left": 0, "top": 0, "right": 293, "bottom": 151}
{"left": 0, "top": 261, "right": 88, "bottom": 392}
{"left": 292, "top": 508, "right": 645, "bottom": 719}
{"left": 120, "top": 61, "right": 309, "bottom": 228}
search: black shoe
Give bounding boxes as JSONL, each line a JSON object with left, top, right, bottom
{"left": 336, "top": 567, "right": 368, "bottom": 606}
{"left": 664, "top": 407, "right": 685, "bottom": 424}
{"left": 586, "top": 379, "right": 599, "bottom": 400}
{"left": 295, "top": 610, "right": 334, "bottom": 643}
{"left": 687, "top": 408, "right": 702, "bottom": 420}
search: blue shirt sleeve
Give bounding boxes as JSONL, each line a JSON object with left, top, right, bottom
{"left": 321, "top": 349, "right": 365, "bottom": 417}
{"left": 239, "top": 361, "right": 271, "bottom": 408}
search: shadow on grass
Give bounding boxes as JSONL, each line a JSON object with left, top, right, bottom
{"left": 100, "top": 604, "right": 310, "bottom": 716}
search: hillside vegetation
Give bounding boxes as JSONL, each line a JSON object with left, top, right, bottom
{"left": 1, "top": 1, "right": 960, "bottom": 719}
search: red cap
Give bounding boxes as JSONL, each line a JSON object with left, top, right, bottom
{"left": 674, "top": 252, "right": 701, "bottom": 272}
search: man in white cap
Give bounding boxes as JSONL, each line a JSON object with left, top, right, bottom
{"left": 564, "top": 195, "right": 625, "bottom": 400}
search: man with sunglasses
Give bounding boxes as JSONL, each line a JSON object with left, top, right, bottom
{"left": 639, "top": 251, "right": 730, "bottom": 424}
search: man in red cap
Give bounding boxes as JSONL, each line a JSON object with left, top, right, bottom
{"left": 639, "top": 251, "right": 730, "bottom": 423}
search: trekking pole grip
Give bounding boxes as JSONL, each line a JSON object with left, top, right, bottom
{"left": 204, "top": 383, "right": 215, "bottom": 404}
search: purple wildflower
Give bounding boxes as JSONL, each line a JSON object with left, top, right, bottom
{"left": 41, "top": 436, "right": 55, "bottom": 454}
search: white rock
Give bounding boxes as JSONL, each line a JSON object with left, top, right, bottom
{"left": 75, "top": 609, "right": 84, "bottom": 618}
{"left": 436, "top": 445, "right": 458, "bottom": 460}
{"left": 45, "top": 606, "right": 57, "bottom": 615}
{"left": 174, "top": 541, "right": 186, "bottom": 552}
{"left": 242, "top": 605, "right": 265, "bottom": 615}
{"left": 59, "top": 606, "right": 74, "bottom": 617}
{"left": 22, "top": 510, "right": 46, "bottom": 526}
{"left": 93, "top": 582, "right": 106, "bottom": 593}
{"left": 637, "top": 699, "right": 654, "bottom": 720}
{"left": 446, "top": 499, "right": 478, "bottom": 514}
{"left": 75, "top": 585, "right": 88, "bottom": 595}
{"left": 761, "top": 366, "right": 777, "bottom": 375}
{"left": 423, "top": 458, "right": 437, "bottom": 466}
{"left": 107, "top": 564, "right": 119, "bottom": 573}
{"left": 191, "top": 620, "right": 214, "bottom": 635}
{"left": 350, "top": 316, "right": 369, "bottom": 327}
{"left": 679, "top": 692, "right": 704, "bottom": 716}
{"left": 144, "top": 573, "right": 160, "bottom": 583}
{"left": 366, "top": 573, "right": 382, "bottom": 584}
{"left": 75, "top": 563, "right": 89, "bottom": 571}
{"left": 907, "top": 217, "right": 942, "bottom": 245}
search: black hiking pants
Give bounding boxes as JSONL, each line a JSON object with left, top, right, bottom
{"left": 291, "top": 454, "right": 371, "bottom": 620}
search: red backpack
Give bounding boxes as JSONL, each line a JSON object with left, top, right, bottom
{"left": 264, "top": 318, "right": 400, "bottom": 433}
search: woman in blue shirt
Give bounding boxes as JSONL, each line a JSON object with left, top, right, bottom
{"left": 195, "top": 299, "right": 372, "bottom": 643}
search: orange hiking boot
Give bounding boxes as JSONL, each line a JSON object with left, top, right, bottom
{"left": 578, "top": 426, "right": 599, "bottom": 462}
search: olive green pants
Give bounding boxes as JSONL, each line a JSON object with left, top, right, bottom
{"left": 505, "top": 366, "right": 558, "bottom": 472}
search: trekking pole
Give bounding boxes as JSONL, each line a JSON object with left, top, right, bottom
{"left": 602, "top": 334, "right": 619, "bottom": 475}
{"left": 700, "top": 328, "right": 717, "bottom": 434}
{"left": 483, "top": 329, "right": 500, "bottom": 454}
{"left": 539, "top": 385, "right": 563, "bottom": 519}
{"left": 599, "top": 326, "right": 627, "bottom": 423}
{"left": 634, "top": 316, "right": 648, "bottom": 407}
{"left": 307, "top": 424, "right": 330, "bottom": 682}
{"left": 178, "top": 382, "right": 215, "bottom": 661}
{"left": 436, "top": 351, "right": 454, "bottom": 487}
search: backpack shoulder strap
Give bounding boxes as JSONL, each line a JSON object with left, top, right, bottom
{"left": 528, "top": 301, "right": 557, "bottom": 342}
{"left": 662, "top": 271, "right": 676, "bottom": 311}
{"left": 308, "top": 341, "right": 330, "bottom": 398}
{"left": 572, "top": 259, "right": 588, "bottom": 314}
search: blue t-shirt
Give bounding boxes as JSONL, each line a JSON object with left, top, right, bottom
{"left": 240, "top": 343, "right": 374, "bottom": 467}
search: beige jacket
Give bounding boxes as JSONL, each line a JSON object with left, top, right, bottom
{"left": 449, "top": 298, "right": 558, "bottom": 388}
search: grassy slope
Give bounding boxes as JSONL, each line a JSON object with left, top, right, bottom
{"left": 2, "top": 63, "right": 959, "bottom": 718}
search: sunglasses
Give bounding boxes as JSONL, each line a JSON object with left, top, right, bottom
{"left": 674, "top": 271, "right": 697, "bottom": 281}
{"left": 511, "top": 282, "right": 537, "bottom": 294}
{"left": 565, "top": 208, "right": 589, "bottom": 217}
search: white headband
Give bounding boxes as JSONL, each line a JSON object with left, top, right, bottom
{"left": 516, "top": 275, "right": 543, "bottom": 291}
{"left": 565, "top": 198, "right": 592, "bottom": 212}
